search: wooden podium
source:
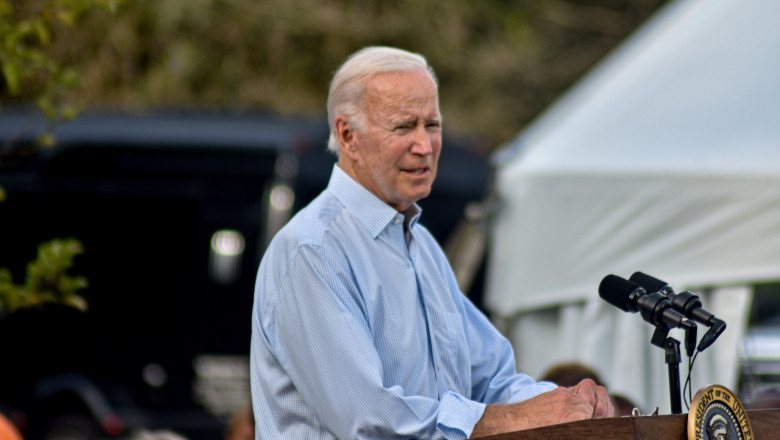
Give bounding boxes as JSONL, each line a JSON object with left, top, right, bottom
{"left": 474, "top": 409, "right": 780, "bottom": 440}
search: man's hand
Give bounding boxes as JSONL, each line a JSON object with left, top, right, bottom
{"left": 568, "top": 378, "right": 613, "bottom": 419}
{"left": 470, "top": 379, "right": 614, "bottom": 438}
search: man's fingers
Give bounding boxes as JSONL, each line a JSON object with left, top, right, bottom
{"left": 551, "top": 387, "right": 595, "bottom": 422}
{"left": 569, "top": 379, "right": 614, "bottom": 418}
{"left": 593, "top": 385, "right": 614, "bottom": 418}
{"left": 569, "top": 379, "right": 598, "bottom": 406}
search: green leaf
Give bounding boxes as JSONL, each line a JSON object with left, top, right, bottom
{"left": 57, "top": 10, "right": 77, "bottom": 26}
{"left": 37, "top": 132, "right": 56, "bottom": 147}
{"left": 65, "top": 294, "right": 88, "bottom": 312}
{"left": 33, "top": 19, "right": 51, "bottom": 45}
{"left": 36, "top": 95, "right": 56, "bottom": 119}
{"left": 2, "top": 61, "right": 20, "bottom": 95}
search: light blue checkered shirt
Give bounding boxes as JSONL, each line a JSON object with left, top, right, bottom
{"left": 250, "top": 165, "right": 555, "bottom": 439}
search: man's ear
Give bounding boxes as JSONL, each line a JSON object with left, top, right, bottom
{"left": 335, "top": 116, "right": 360, "bottom": 160}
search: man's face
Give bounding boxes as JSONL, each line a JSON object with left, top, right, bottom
{"left": 346, "top": 69, "right": 442, "bottom": 212}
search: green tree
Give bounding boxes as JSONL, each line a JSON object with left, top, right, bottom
{"left": 1, "top": 0, "right": 665, "bottom": 147}
{"left": 0, "top": 1, "right": 118, "bottom": 316}
{"left": 0, "top": 0, "right": 127, "bottom": 137}
{"left": 0, "top": 238, "right": 89, "bottom": 316}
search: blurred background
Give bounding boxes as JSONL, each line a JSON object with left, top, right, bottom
{"left": 0, "top": 0, "right": 668, "bottom": 145}
{"left": 2, "top": 0, "right": 780, "bottom": 439}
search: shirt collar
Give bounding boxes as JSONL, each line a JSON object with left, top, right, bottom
{"left": 327, "top": 164, "right": 422, "bottom": 239}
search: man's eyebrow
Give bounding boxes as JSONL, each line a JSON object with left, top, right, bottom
{"left": 390, "top": 117, "right": 416, "bottom": 126}
{"left": 391, "top": 115, "right": 441, "bottom": 126}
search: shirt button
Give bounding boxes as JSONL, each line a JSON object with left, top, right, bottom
{"left": 394, "top": 218, "right": 401, "bottom": 224}
{"left": 437, "top": 364, "right": 441, "bottom": 371}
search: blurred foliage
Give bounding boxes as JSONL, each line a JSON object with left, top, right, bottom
{"left": 0, "top": 238, "right": 89, "bottom": 316}
{"left": 1, "top": 0, "right": 667, "bottom": 146}
{"left": 0, "top": 0, "right": 126, "bottom": 128}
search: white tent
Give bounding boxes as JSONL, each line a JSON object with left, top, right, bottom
{"left": 486, "top": 0, "right": 780, "bottom": 413}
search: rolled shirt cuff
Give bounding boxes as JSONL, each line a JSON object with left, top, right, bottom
{"left": 436, "top": 392, "right": 487, "bottom": 440}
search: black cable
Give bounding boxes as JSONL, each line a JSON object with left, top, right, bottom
{"left": 683, "top": 349, "right": 700, "bottom": 410}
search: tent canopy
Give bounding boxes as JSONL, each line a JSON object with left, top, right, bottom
{"left": 488, "top": 0, "right": 780, "bottom": 314}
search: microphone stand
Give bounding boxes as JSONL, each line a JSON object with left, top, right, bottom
{"left": 649, "top": 324, "right": 696, "bottom": 414}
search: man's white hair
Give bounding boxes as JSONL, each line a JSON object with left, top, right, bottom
{"left": 326, "top": 46, "right": 438, "bottom": 156}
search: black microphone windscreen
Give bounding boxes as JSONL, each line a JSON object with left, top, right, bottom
{"left": 599, "top": 274, "right": 640, "bottom": 312}
{"left": 629, "top": 271, "right": 668, "bottom": 292}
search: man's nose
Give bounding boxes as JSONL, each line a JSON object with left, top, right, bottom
{"left": 410, "top": 126, "right": 434, "bottom": 155}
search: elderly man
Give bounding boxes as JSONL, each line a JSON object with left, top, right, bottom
{"left": 250, "top": 46, "right": 613, "bottom": 439}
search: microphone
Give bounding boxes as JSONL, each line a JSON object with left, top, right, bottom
{"left": 599, "top": 274, "right": 697, "bottom": 333}
{"left": 629, "top": 272, "right": 726, "bottom": 352}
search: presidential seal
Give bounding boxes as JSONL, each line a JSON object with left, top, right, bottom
{"left": 688, "top": 385, "right": 753, "bottom": 440}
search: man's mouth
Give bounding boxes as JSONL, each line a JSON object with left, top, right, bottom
{"left": 404, "top": 167, "right": 429, "bottom": 175}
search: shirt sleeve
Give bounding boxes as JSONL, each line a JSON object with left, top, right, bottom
{"left": 458, "top": 291, "right": 558, "bottom": 405}
{"left": 259, "top": 244, "right": 478, "bottom": 439}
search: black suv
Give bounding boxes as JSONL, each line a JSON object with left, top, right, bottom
{"left": 0, "top": 109, "right": 489, "bottom": 439}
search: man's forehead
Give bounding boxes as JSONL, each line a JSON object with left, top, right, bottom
{"left": 363, "top": 71, "right": 439, "bottom": 113}
{"left": 365, "top": 70, "right": 437, "bottom": 95}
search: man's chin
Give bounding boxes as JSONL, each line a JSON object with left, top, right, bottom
{"left": 406, "top": 188, "right": 432, "bottom": 205}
